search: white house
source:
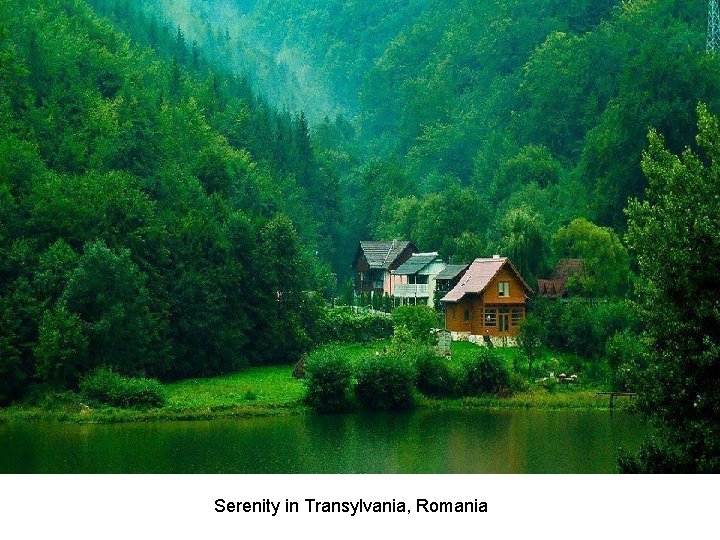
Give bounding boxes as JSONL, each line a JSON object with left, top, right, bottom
{"left": 391, "top": 252, "right": 447, "bottom": 308}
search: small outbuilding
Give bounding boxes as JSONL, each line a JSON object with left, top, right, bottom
{"left": 537, "top": 258, "right": 584, "bottom": 298}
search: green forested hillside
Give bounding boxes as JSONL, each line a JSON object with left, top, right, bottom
{"left": 2, "top": 1, "right": 716, "bottom": 401}
{"left": 1, "top": 0, "right": 718, "bottom": 471}
{"left": 0, "top": 0, "right": 339, "bottom": 402}
{"left": 133, "top": 0, "right": 430, "bottom": 120}
{"left": 347, "top": 0, "right": 718, "bottom": 263}
{"left": 142, "top": 1, "right": 719, "bottom": 278}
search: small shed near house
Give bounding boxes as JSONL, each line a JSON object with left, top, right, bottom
{"left": 435, "top": 264, "right": 470, "bottom": 293}
{"left": 537, "top": 258, "right": 584, "bottom": 298}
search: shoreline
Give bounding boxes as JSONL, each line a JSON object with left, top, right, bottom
{"left": 0, "top": 390, "right": 635, "bottom": 425}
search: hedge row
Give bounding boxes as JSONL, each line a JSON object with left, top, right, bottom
{"left": 315, "top": 307, "right": 394, "bottom": 344}
{"left": 79, "top": 367, "right": 166, "bottom": 408}
{"left": 303, "top": 344, "right": 514, "bottom": 412}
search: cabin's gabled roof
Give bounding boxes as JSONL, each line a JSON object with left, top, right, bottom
{"left": 394, "top": 252, "right": 442, "bottom": 275}
{"left": 441, "top": 257, "right": 533, "bottom": 303}
{"left": 354, "top": 240, "right": 417, "bottom": 269}
{"left": 435, "top": 264, "right": 470, "bottom": 281}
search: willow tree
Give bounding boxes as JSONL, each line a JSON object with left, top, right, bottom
{"left": 498, "top": 206, "right": 546, "bottom": 283}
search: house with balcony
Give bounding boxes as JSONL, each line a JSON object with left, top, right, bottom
{"left": 391, "top": 252, "right": 447, "bottom": 308}
{"left": 353, "top": 240, "right": 418, "bottom": 296}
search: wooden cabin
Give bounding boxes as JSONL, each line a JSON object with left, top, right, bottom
{"left": 352, "top": 240, "right": 418, "bottom": 296}
{"left": 441, "top": 256, "right": 532, "bottom": 345}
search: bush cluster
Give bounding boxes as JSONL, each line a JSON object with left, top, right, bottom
{"left": 533, "top": 297, "right": 640, "bottom": 360}
{"left": 355, "top": 354, "right": 416, "bottom": 410}
{"left": 353, "top": 292, "right": 401, "bottom": 313}
{"left": 391, "top": 306, "right": 441, "bottom": 344}
{"left": 315, "top": 307, "right": 394, "bottom": 344}
{"left": 413, "top": 347, "right": 460, "bottom": 397}
{"left": 304, "top": 342, "right": 517, "bottom": 412}
{"left": 522, "top": 297, "right": 643, "bottom": 384}
{"left": 303, "top": 346, "right": 353, "bottom": 413}
{"left": 79, "top": 367, "right": 166, "bottom": 408}
{"left": 605, "top": 330, "right": 646, "bottom": 391}
{"left": 462, "top": 349, "right": 511, "bottom": 395}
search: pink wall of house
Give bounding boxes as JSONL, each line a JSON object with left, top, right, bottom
{"left": 388, "top": 273, "right": 408, "bottom": 295}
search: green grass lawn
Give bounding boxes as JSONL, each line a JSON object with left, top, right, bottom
{"left": 165, "top": 365, "right": 304, "bottom": 409}
{"left": 0, "top": 364, "right": 306, "bottom": 424}
{"left": 0, "top": 339, "right": 620, "bottom": 424}
{"left": 329, "top": 339, "right": 392, "bottom": 364}
{"left": 432, "top": 341, "right": 589, "bottom": 382}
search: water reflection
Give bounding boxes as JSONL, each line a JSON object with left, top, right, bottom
{"left": 0, "top": 410, "right": 645, "bottom": 473}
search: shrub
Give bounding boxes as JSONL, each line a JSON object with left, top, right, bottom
{"left": 389, "top": 323, "right": 415, "bottom": 353}
{"left": 541, "top": 377, "right": 559, "bottom": 393}
{"left": 79, "top": 367, "right": 166, "bottom": 408}
{"left": 315, "top": 307, "right": 393, "bottom": 344}
{"left": 462, "top": 349, "right": 511, "bottom": 395}
{"left": 391, "top": 305, "right": 441, "bottom": 344}
{"left": 517, "top": 313, "right": 545, "bottom": 377}
{"left": 413, "top": 347, "right": 458, "bottom": 397}
{"left": 303, "top": 346, "right": 353, "bottom": 412}
{"left": 532, "top": 297, "right": 641, "bottom": 362}
{"left": 355, "top": 353, "right": 416, "bottom": 410}
{"left": 509, "top": 371, "right": 530, "bottom": 394}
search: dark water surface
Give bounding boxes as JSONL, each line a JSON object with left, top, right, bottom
{"left": 0, "top": 410, "right": 645, "bottom": 473}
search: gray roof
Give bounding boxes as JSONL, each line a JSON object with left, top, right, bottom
{"left": 394, "top": 253, "right": 441, "bottom": 275}
{"left": 358, "top": 241, "right": 415, "bottom": 269}
{"left": 436, "top": 264, "right": 469, "bottom": 281}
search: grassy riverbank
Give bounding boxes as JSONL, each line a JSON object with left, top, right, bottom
{"left": 0, "top": 342, "right": 630, "bottom": 424}
{"left": 0, "top": 365, "right": 308, "bottom": 423}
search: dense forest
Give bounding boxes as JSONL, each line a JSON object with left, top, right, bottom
{"left": 0, "top": 0, "right": 341, "bottom": 401}
{"left": 1, "top": 0, "right": 719, "bottom": 470}
{"left": 130, "top": 0, "right": 720, "bottom": 280}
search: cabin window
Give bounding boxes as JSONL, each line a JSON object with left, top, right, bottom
{"left": 511, "top": 307, "right": 523, "bottom": 326}
{"left": 498, "top": 282, "right": 510, "bottom": 297}
{"left": 484, "top": 308, "right": 497, "bottom": 327}
{"left": 464, "top": 309, "right": 470, "bottom": 322}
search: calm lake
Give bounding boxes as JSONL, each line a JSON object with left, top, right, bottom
{"left": 0, "top": 410, "right": 645, "bottom": 473}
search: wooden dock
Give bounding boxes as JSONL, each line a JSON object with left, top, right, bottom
{"left": 596, "top": 392, "right": 637, "bottom": 411}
